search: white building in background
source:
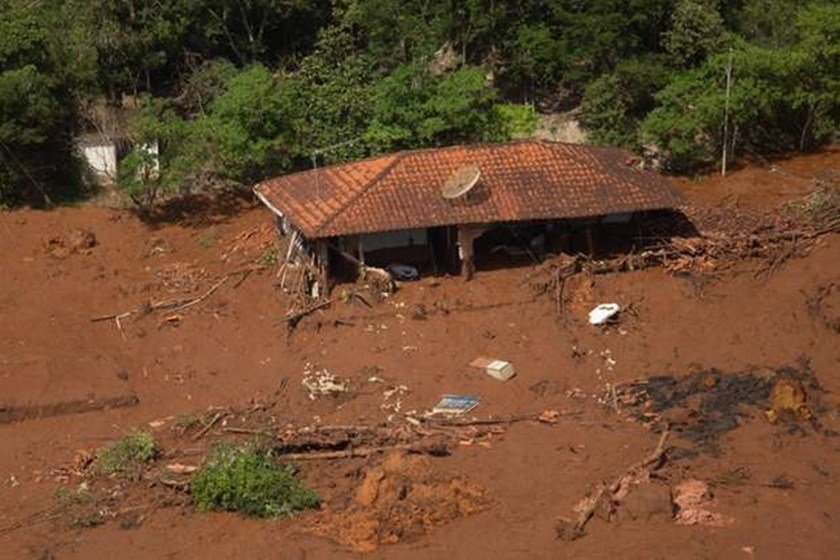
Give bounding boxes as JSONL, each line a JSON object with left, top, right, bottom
{"left": 76, "top": 133, "right": 118, "bottom": 185}
{"left": 76, "top": 133, "right": 160, "bottom": 188}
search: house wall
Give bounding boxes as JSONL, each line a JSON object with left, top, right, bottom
{"left": 81, "top": 143, "right": 117, "bottom": 181}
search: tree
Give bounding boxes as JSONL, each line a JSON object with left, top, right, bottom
{"left": 788, "top": 4, "right": 840, "bottom": 149}
{"left": 641, "top": 23, "right": 838, "bottom": 171}
{"left": 0, "top": 0, "right": 92, "bottom": 205}
{"left": 287, "top": 23, "right": 380, "bottom": 164}
{"left": 664, "top": 0, "right": 726, "bottom": 67}
{"left": 118, "top": 64, "right": 299, "bottom": 211}
{"left": 366, "top": 64, "right": 500, "bottom": 151}
{"left": 580, "top": 56, "right": 672, "bottom": 147}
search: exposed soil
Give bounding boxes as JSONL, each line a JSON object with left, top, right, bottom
{"left": 1, "top": 149, "right": 839, "bottom": 560}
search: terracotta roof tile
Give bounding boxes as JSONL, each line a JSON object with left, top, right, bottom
{"left": 255, "top": 140, "right": 683, "bottom": 238}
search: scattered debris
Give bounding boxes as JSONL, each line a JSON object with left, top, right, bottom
{"left": 538, "top": 410, "right": 561, "bottom": 424}
{"left": 301, "top": 364, "right": 350, "bottom": 400}
{"left": 165, "top": 463, "right": 198, "bottom": 474}
{"left": 379, "top": 382, "right": 410, "bottom": 419}
{"left": 386, "top": 263, "right": 419, "bottom": 281}
{"left": 614, "top": 365, "right": 822, "bottom": 453}
{"left": 90, "top": 274, "right": 233, "bottom": 331}
{"left": 530, "top": 188, "right": 840, "bottom": 310}
{"left": 673, "top": 479, "right": 732, "bottom": 526}
{"left": 589, "top": 303, "right": 620, "bottom": 325}
{"left": 806, "top": 283, "right": 840, "bottom": 333}
{"left": 44, "top": 229, "right": 97, "bottom": 258}
{"left": 470, "top": 357, "right": 516, "bottom": 381}
{"left": 556, "top": 429, "right": 669, "bottom": 541}
{"left": 431, "top": 395, "right": 480, "bottom": 416}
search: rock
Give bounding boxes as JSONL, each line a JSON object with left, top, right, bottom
{"left": 673, "top": 479, "right": 732, "bottom": 526}
{"left": 616, "top": 483, "right": 673, "bottom": 521}
{"left": 765, "top": 376, "right": 810, "bottom": 423}
{"left": 67, "top": 228, "right": 97, "bottom": 251}
{"left": 555, "top": 518, "right": 585, "bottom": 541}
{"left": 44, "top": 228, "right": 97, "bottom": 258}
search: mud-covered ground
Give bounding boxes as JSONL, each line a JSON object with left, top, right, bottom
{"left": 1, "top": 148, "right": 838, "bottom": 560}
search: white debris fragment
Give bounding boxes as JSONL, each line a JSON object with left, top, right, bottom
{"left": 301, "top": 363, "right": 349, "bottom": 400}
{"left": 589, "top": 303, "right": 620, "bottom": 325}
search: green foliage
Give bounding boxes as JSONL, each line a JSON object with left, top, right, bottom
{"left": 366, "top": 64, "right": 499, "bottom": 151}
{"left": 506, "top": 23, "right": 563, "bottom": 96}
{"left": 96, "top": 431, "right": 158, "bottom": 475}
{"left": 665, "top": 0, "right": 727, "bottom": 67}
{"left": 288, "top": 23, "right": 379, "bottom": 164}
{"left": 644, "top": 6, "right": 839, "bottom": 170}
{"left": 191, "top": 443, "right": 320, "bottom": 517}
{"left": 491, "top": 103, "right": 539, "bottom": 140}
{"left": 119, "top": 64, "right": 299, "bottom": 210}
{"left": 118, "top": 96, "right": 187, "bottom": 211}
{"left": 200, "top": 65, "right": 298, "bottom": 181}
{"left": 736, "top": 0, "right": 804, "bottom": 47}
{"left": 2, "top": 0, "right": 838, "bottom": 207}
{"left": 581, "top": 56, "right": 672, "bottom": 147}
{"left": 258, "top": 247, "right": 279, "bottom": 267}
{"left": 343, "top": 0, "right": 448, "bottom": 67}
{"left": 54, "top": 485, "right": 104, "bottom": 529}
{"left": 0, "top": 0, "right": 88, "bottom": 205}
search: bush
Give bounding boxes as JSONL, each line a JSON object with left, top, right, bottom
{"left": 580, "top": 56, "right": 672, "bottom": 148}
{"left": 54, "top": 485, "right": 103, "bottom": 528}
{"left": 96, "top": 431, "right": 158, "bottom": 474}
{"left": 491, "top": 103, "right": 539, "bottom": 140}
{"left": 191, "top": 443, "right": 320, "bottom": 517}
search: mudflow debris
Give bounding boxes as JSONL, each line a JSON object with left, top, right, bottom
{"left": 308, "top": 450, "right": 488, "bottom": 552}
{"left": 301, "top": 363, "right": 349, "bottom": 400}
{"left": 614, "top": 365, "right": 823, "bottom": 454}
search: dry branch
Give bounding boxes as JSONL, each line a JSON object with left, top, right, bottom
{"left": 192, "top": 411, "right": 229, "bottom": 441}
{"left": 284, "top": 297, "right": 334, "bottom": 329}
{"left": 557, "top": 428, "right": 670, "bottom": 541}
{"left": 281, "top": 440, "right": 450, "bottom": 461}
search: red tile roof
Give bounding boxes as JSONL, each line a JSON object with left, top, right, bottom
{"left": 254, "top": 140, "right": 683, "bottom": 238}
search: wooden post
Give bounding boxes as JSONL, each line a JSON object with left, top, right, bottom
{"left": 585, "top": 226, "right": 595, "bottom": 256}
{"left": 316, "top": 240, "right": 329, "bottom": 297}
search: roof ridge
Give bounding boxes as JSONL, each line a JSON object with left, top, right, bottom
{"left": 313, "top": 153, "right": 405, "bottom": 236}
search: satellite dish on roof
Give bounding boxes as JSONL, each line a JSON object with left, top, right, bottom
{"left": 441, "top": 164, "right": 481, "bottom": 200}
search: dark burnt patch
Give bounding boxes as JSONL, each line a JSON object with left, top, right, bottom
{"left": 615, "top": 363, "right": 826, "bottom": 455}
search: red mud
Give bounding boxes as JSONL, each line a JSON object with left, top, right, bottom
{"left": 1, "top": 149, "right": 839, "bottom": 559}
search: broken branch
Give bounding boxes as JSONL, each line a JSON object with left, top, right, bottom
{"left": 557, "top": 427, "right": 670, "bottom": 541}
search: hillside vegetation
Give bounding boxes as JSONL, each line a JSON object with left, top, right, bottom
{"left": 1, "top": 0, "right": 837, "bottom": 207}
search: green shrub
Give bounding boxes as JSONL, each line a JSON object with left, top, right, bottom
{"left": 96, "top": 431, "right": 158, "bottom": 474}
{"left": 54, "top": 485, "right": 103, "bottom": 528}
{"left": 257, "top": 247, "right": 279, "bottom": 267}
{"left": 491, "top": 103, "right": 539, "bottom": 140}
{"left": 191, "top": 443, "right": 319, "bottom": 517}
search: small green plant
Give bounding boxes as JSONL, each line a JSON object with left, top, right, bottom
{"left": 198, "top": 230, "right": 216, "bottom": 249}
{"left": 96, "top": 431, "right": 158, "bottom": 475}
{"left": 257, "top": 246, "right": 279, "bottom": 267}
{"left": 191, "top": 443, "right": 319, "bottom": 517}
{"left": 54, "top": 485, "right": 103, "bottom": 528}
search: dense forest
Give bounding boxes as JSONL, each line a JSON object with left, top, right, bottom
{"left": 1, "top": 0, "right": 837, "bottom": 208}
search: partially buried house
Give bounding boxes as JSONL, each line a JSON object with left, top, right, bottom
{"left": 254, "top": 139, "right": 683, "bottom": 290}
